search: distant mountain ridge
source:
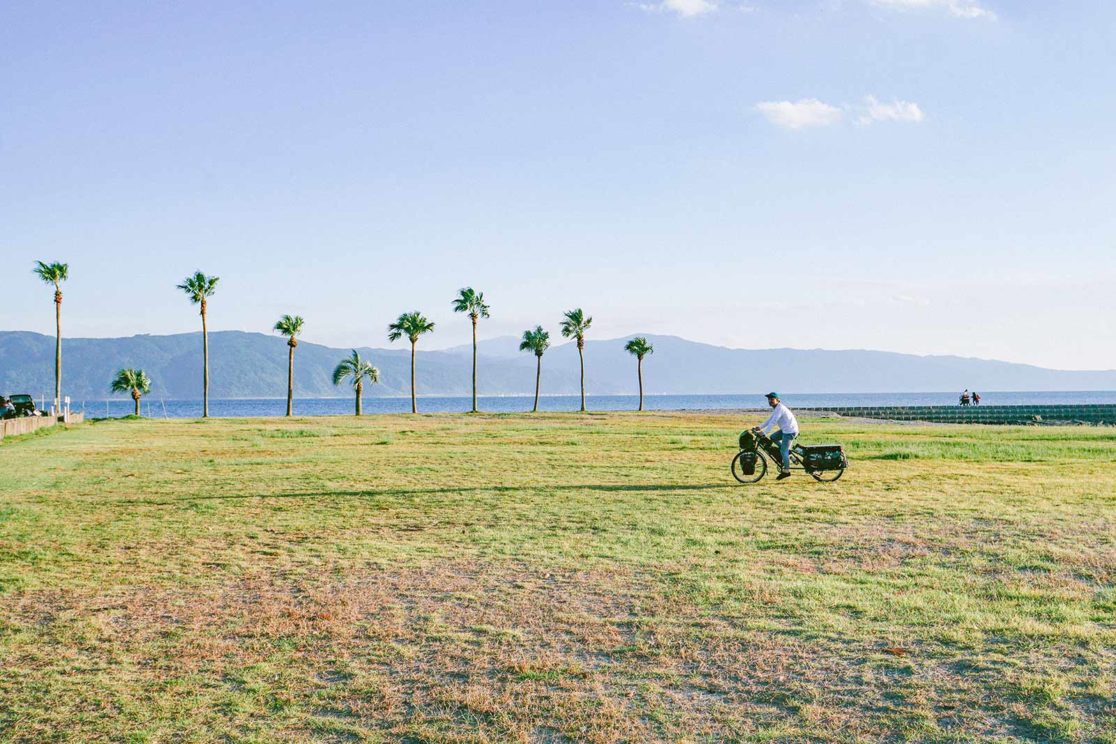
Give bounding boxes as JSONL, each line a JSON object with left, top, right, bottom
{"left": 2, "top": 330, "right": 1115, "bottom": 401}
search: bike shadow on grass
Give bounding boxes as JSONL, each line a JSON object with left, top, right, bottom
{"left": 129, "top": 483, "right": 733, "bottom": 506}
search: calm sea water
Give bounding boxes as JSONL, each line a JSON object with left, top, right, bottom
{"left": 80, "top": 391, "right": 1116, "bottom": 419}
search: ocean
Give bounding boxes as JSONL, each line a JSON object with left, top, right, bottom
{"left": 76, "top": 391, "right": 1116, "bottom": 419}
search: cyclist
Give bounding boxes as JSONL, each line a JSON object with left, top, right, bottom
{"left": 755, "top": 392, "right": 799, "bottom": 480}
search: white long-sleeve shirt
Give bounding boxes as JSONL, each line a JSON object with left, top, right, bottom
{"left": 759, "top": 402, "right": 799, "bottom": 436}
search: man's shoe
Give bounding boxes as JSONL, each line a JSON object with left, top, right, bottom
{"left": 776, "top": 471, "right": 791, "bottom": 481}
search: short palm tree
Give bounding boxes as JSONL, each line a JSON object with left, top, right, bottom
{"left": 452, "top": 288, "right": 490, "bottom": 413}
{"left": 110, "top": 368, "right": 152, "bottom": 417}
{"left": 32, "top": 261, "right": 69, "bottom": 410}
{"left": 274, "top": 314, "right": 305, "bottom": 417}
{"left": 177, "top": 271, "right": 219, "bottom": 417}
{"left": 519, "top": 326, "right": 550, "bottom": 413}
{"left": 560, "top": 308, "right": 592, "bottom": 412}
{"left": 332, "top": 350, "right": 379, "bottom": 416}
{"left": 387, "top": 312, "right": 435, "bottom": 414}
{"left": 624, "top": 337, "right": 654, "bottom": 412}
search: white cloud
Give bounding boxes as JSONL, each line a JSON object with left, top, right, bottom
{"left": 870, "top": 0, "right": 996, "bottom": 20}
{"left": 755, "top": 99, "right": 843, "bottom": 130}
{"left": 859, "top": 96, "right": 926, "bottom": 125}
{"left": 639, "top": 0, "right": 719, "bottom": 18}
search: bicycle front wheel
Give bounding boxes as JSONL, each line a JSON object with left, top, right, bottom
{"left": 731, "top": 450, "right": 767, "bottom": 484}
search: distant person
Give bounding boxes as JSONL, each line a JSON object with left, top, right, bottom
{"left": 972, "top": 391, "right": 981, "bottom": 406}
{"left": 960, "top": 390, "right": 970, "bottom": 406}
{"left": 755, "top": 392, "right": 799, "bottom": 481}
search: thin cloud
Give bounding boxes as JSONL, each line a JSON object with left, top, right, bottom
{"left": 859, "top": 96, "right": 926, "bottom": 125}
{"left": 755, "top": 99, "right": 843, "bottom": 130}
{"left": 638, "top": 0, "right": 719, "bottom": 18}
{"left": 870, "top": 0, "right": 996, "bottom": 20}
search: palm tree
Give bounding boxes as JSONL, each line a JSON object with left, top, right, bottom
{"left": 274, "top": 314, "right": 305, "bottom": 417}
{"left": 519, "top": 326, "right": 550, "bottom": 413}
{"left": 452, "top": 288, "right": 490, "bottom": 413}
{"left": 332, "top": 350, "right": 379, "bottom": 416}
{"left": 32, "top": 261, "right": 69, "bottom": 410}
{"left": 560, "top": 308, "right": 593, "bottom": 412}
{"left": 387, "top": 312, "right": 435, "bottom": 413}
{"left": 624, "top": 337, "right": 654, "bottom": 412}
{"left": 177, "top": 271, "right": 219, "bottom": 417}
{"left": 110, "top": 368, "right": 152, "bottom": 417}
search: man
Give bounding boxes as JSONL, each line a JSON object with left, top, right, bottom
{"left": 756, "top": 392, "right": 799, "bottom": 481}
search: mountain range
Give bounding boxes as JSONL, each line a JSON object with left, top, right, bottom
{"left": 2, "top": 330, "right": 1115, "bottom": 401}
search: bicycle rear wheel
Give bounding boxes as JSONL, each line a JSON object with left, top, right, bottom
{"left": 732, "top": 450, "right": 767, "bottom": 484}
{"left": 809, "top": 467, "right": 845, "bottom": 483}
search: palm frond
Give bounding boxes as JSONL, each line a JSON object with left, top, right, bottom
{"left": 33, "top": 260, "right": 69, "bottom": 285}
{"left": 559, "top": 308, "right": 592, "bottom": 339}
{"left": 519, "top": 326, "right": 550, "bottom": 355}
{"left": 332, "top": 350, "right": 379, "bottom": 388}
{"left": 274, "top": 314, "right": 304, "bottom": 337}
{"left": 625, "top": 337, "right": 653, "bottom": 358}
{"left": 110, "top": 368, "right": 151, "bottom": 395}
{"left": 177, "top": 271, "right": 219, "bottom": 303}
{"left": 388, "top": 311, "right": 436, "bottom": 343}
{"left": 452, "top": 287, "right": 490, "bottom": 319}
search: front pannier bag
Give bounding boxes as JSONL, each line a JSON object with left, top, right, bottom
{"left": 738, "top": 430, "right": 758, "bottom": 451}
{"left": 801, "top": 445, "right": 847, "bottom": 472}
{"left": 738, "top": 451, "right": 758, "bottom": 475}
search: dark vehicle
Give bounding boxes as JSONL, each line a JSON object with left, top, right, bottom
{"left": 732, "top": 428, "right": 847, "bottom": 484}
{"left": 3, "top": 394, "right": 40, "bottom": 419}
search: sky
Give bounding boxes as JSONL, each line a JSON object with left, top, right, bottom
{"left": 2, "top": 0, "right": 1114, "bottom": 370}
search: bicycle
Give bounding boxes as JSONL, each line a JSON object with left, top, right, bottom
{"left": 731, "top": 428, "right": 847, "bottom": 484}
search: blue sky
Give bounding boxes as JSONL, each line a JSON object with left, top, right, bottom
{"left": 3, "top": 0, "right": 1114, "bottom": 369}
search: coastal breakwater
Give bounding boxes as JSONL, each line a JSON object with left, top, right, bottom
{"left": 797, "top": 404, "right": 1116, "bottom": 425}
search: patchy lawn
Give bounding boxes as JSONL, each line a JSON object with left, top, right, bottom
{"left": 1, "top": 413, "right": 1113, "bottom": 742}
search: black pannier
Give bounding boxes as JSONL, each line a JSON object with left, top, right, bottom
{"left": 738, "top": 430, "right": 758, "bottom": 451}
{"left": 801, "top": 444, "right": 846, "bottom": 472}
{"left": 739, "top": 451, "right": 758, "bottom": 475}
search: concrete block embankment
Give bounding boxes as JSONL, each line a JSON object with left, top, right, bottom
{"left": 798, "top": 404, "right": 1116, "bottom": 425}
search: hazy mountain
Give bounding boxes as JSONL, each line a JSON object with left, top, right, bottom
{"left": 2, "top": 330, "right": 1115, "bottom": 401}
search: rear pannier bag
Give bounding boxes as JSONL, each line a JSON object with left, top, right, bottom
{"left": 739, "top": 451, "right": 758, "bottom": 475}
{"left": 801, "top": 445, "right": 846, "bottom": 472}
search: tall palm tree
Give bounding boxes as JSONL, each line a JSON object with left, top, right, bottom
{"left": 332, "top": 350, "right": 379, "bottom": 416}
{"left": 32, "top": 261, "right": 69, "bottom": 410}
{"left": 560, "top": 308, "right": 592, "bottom": 412}
{"left": 274, "top": 314, "right": 305, "bottom": 417}
{"left": 624, "top": 337, "right": 654, "bottom": 412}
{"left": 452, "top": 287, "right": 490, "bottom": 413}
{"left": 110, "top": 368, "right": 152, "bottom": 417}
{"left": 176, "top": 271, "right": 219, "bottom": 417}
{"left": 519, "top": 326, "right": 550, "bottom": 413}
{"left": 387, "top": 312, "right": 435, "bottom": 414}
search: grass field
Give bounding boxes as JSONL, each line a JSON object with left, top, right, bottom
{"left": 1, "top": 413, "right": 1113, "bottom": 743}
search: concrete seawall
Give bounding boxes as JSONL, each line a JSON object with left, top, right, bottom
{"left": 797, "top": 404, "right": 1116, "bottom": 425}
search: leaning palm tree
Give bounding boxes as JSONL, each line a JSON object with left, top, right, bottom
{"left": 110, "top": 368, "right": 152, "bottom": 417}
{"left": 624, "top": 337, "right": 654, "bottom": 412}
{"left": 274, "top": 314, "right": 305, "bottom": 417}
{"left": 332, "top": 350, "right": 379, "bottom": 416}
{"left": 177, "top": 271, "right": 219, "bottom": 417}
{"left": 452, "top": 287, "right": 490, "bottom": 413}
{"left": 32, "top": 261, "right": 69, "bottom": 410}
{"left": 519, "top": 326, "right": 550, "bottom": 413}
{"left": 560, "top": 308, "right": 592, "bottom": 412}
{"left": 387, "top": 312, "right": 435, "bottom": 414}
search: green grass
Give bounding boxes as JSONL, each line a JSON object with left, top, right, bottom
{"left": 1, "top": 413, "right": 1113, "bottom": 743}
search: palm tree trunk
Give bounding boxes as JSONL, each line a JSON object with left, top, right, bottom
{"left": 578, "top": 343, "right": 586, "bottom": 412}
{"left": 133, "top": 392, "right": 141, "bottom": 417}
{"left": 356, "top": 381, "right": 362, "bottom": 416}
{"left": 410, "top": 341, "right": 417, "bottom": 414}
{"left": 201, "top": 303, "right": 209, "bottom": 418}
{"left": 54, "top": 292, "right": 62, "bottom": 411}
{"left": 471, "top": 316, "right": 478, "bottom": 413}
{"left": 637, "top": 357, "right": 644, "bottom": 411}
{"left": 286, "top": 344, "right": 294, "bottom": 416}
{"left": 533, "top": 355, "right": 541, "bottom": 413}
